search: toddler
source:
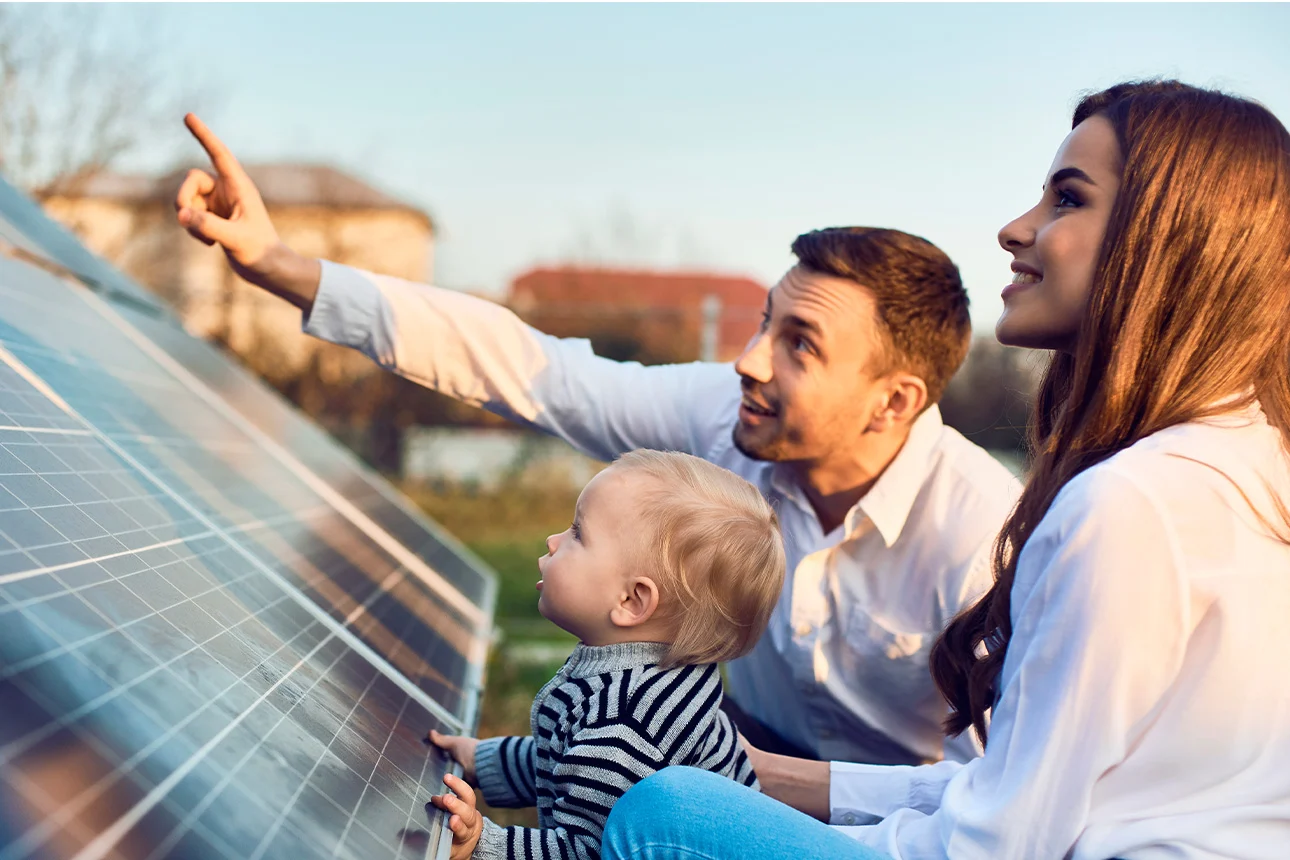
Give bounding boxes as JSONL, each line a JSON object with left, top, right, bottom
{"left": 428, "top": 449, "right": 786, "bottom": 860}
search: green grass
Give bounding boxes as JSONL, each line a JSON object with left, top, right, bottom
{"left": 403, "top": 478, "right": 586, "bottom": 827}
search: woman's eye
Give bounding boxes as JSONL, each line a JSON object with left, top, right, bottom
{"left": 1055, "top": 188, "right": 1082, "bottom": 209}
{"left": 570, "top": 521, "right": 581, "bottom": 541}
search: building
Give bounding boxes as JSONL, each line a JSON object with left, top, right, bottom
{"left": 41, "top": 164, "right": 434, "bottom": 388}
{"left": 508, "top": 266, "right": 767, "bottom": 364}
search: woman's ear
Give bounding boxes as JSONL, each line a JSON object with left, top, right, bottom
{"left": 609, "top": 577, "right": 660, "bottom": 629}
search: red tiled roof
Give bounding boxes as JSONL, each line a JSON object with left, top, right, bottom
{"left": 510, "top": 266, "right": 766, "bottom": 310}
{"left": 509, "top": 266, "right": 768, "bottom": 361}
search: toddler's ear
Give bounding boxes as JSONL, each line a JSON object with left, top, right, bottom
{"left": 610, "top": 576, "right": 660, "bottom": 628}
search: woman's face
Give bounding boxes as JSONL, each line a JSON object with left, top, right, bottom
{"left": 996, "top": 115, "right": 1122, "bottom": 352}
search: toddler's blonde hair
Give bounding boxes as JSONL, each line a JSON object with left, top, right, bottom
{"left": 613, "top": 449, "right": 786, "bottom": 667}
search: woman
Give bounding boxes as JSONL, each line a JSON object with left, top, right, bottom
{"left": 599, "top": 80, "right": 1290, "bottom": 859}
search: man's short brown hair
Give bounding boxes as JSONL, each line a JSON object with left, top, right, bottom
{"left": 791, "top": 227, "right": 971, "bottom": 404}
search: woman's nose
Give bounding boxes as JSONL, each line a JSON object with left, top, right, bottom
{"left": 545, "top": 533, "right": 559, "bottom": 555}
{"left": 998, "top": 207, "right": 1037, "bottom": 252}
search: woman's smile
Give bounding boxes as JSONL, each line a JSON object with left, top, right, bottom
{"left": 1002, "top": 262, "right": 1044, "bottom": 299}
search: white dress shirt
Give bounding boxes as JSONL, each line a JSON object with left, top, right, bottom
{"left": 302, "top": 262, "right": 1022, "bottom": 765}
{"left": 829, "top": 405, "right": 1290, "bottom": 858}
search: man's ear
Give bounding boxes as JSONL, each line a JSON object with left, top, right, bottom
{"left": 865, "top": 373, "right": 929, "bottom": 434}
{"left": 609, "top": 577, "right": 660, "bottom": 629}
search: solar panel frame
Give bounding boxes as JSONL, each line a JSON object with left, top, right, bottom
{"left": 0, "top": 177, "right": 496, "bottom": 860}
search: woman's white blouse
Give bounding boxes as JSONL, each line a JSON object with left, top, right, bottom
{"left": 830, "top": 406, "right": 1290, "bottom": 859}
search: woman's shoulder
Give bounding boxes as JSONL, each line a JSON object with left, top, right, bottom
{"left": 1027, "top": 410, "right": 1289, "bottom": 586}
{"left": 1063, "top": 409, "right": 1283, "bottom": 505}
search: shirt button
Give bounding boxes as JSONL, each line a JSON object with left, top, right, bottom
{"left": 795, "top": 623, "right": 812, "bottom": 637}
{"left": 842, "top": 813, "right": 858, "bottom": 825}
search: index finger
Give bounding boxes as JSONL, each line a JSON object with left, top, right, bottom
{"left": 184, "top": 113, "right": 247, "bottom": 183}
{"left": 443, "top": 773, "right": 476, "bottom": 806}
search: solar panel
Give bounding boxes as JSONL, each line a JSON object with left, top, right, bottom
{"left": 0, "top": 179, "right": 164, "bottom": 313}
{"left": 0, "top": 177, "right": 496, "bottom": 860}
{"left": 112, "top": 305, "right": 496, "bottom": 612}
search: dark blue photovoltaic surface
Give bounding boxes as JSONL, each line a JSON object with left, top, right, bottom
{"left": 116, "top": 304, "right": 495, "bottom": 611}
{"left": 0, "top": 177, "right": 494, "bottom": 860}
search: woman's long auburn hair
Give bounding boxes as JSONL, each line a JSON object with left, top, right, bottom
{"left": 929, "top": 80, "right": 1290, "bottom": 744}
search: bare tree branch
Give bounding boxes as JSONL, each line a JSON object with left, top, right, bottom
{"left": 0, "top": 4, "right": 211, "bottom": 198}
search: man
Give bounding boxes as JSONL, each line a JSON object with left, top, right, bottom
{"left": 175, "top": 114, "right": 1021, "bottom": 767}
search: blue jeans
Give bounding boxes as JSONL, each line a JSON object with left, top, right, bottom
{"left": 601, "top": 767, "right": 894, "bottom": 860}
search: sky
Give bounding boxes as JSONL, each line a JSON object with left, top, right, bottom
{"left": 95, "top": 3, "right": 1290, "bottom": 330}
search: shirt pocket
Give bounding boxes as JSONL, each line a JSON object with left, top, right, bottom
{"left": 836, "top": 602, "right": 933, "bottom": 704}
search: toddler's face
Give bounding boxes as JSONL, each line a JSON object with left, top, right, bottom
{"left": 537, "top": 465, "right": 648, "bottom": 642}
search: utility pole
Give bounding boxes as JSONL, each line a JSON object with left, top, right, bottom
{"left": 700, "top": 294, "right": 722, "bottom": 362}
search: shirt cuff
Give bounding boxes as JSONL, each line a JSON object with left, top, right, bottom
{"left": 474, "top": 737, "right": 519, "bottom": 808}
{"left": 829, "top": 759, "right": 963, "bottom": 825}
{"left": 829, "top": 762, "right": 903, "bottom": 826}
{"left": 300, "top": 259, "right": 383, "bottom": 352}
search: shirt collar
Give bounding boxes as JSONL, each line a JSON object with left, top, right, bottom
{"left": 853, "top": 404, "right": 945, "bottom": 547}
{"left": 765, "top": 405, "right": 947, "bottom": 544}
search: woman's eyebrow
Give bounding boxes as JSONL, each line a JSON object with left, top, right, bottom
{"left": 1045, "top": 166, "right": 1097, "bottom": 189}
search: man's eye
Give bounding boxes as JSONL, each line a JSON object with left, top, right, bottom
{"left": 794, "top": 337, "right": 814, "bottom": 354}
{"left": 759, "top": 312, "right": 771, "bottom": 331}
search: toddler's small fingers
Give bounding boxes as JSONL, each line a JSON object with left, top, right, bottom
{"left": 444, "top": 774, "right": 477, "bottom": 804}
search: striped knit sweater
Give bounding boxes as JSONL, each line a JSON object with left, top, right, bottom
{"left": 472, "top": 641, "right": 757, "bottom": 860}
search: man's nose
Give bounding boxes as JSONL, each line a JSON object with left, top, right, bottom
{"left": 734, "top": 331, "right": 773, "bottom": 384}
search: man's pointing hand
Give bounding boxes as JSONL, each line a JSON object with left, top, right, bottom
{"left": 175, "top": 113, "right": 320, "bottom": 311}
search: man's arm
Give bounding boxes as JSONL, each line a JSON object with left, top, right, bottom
{"left": 175, "top": 115, "right": 737, "bottom": 462}
{"left": 304, "top": 262, "right": 736, "bottom": 461}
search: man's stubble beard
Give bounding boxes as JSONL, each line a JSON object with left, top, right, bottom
{"left": 731, "top": 420, "right": 797, "bottom": 463}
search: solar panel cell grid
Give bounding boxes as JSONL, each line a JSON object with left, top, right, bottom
{"left": 0, "top": 427, "right": 455, "bottom": 859}
{"left": 0, "top": 178, "right": 496, "bottom": 860}
{"left": 0, "top": 261, "right": 480, "bottom": 718}
{"left": 115, "top": 304, "right": 495, "bottom": 611}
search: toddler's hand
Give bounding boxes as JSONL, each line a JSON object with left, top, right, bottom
{"left": 428, "top": 730, "right": 479, "bottom": 785}
{"left": 429, "top": 773, "right": 483, "bottom": 860}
